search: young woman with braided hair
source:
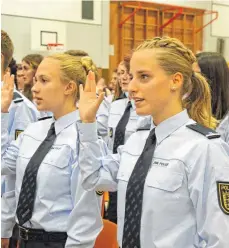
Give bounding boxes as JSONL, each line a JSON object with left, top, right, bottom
{"left": 78, "top": 37, "right": 229, "bottom": 248}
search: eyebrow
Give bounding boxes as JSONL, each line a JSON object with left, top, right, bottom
{"left": 36, "top": 74, "right": 50, "bottom": 79}
{"left": 136, "top": 70, "right": 151, "bottom": 74}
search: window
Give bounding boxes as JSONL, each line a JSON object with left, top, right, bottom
{"left": 82, "top": 0, "right": 94, "bottom": 20}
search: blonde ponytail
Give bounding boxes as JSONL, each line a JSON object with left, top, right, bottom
{"left": 182, "top": 72, "right": 218, "bottom": 129}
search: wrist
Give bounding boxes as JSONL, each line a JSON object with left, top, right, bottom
{"left": 1, "top": 109, "right": 9, "bottom": 113}
{"left": 81, "top": 119, "right": 96, "bottom": 123}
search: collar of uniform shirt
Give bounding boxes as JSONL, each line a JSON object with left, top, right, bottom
{"left": 52, "top": 109, "right": 80, "bottom": 135}
{"left": 125, "top": 98, "right": 136, "bottom": 110}
{"left": 151, "top": 109, "right": 192, "bottom": 144}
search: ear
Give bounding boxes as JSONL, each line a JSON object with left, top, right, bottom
{"left": 170, "top": 72, "right": 183, "bottom": 92}
{"left": 64, "top": 81, "right": 77, "bottom": 96}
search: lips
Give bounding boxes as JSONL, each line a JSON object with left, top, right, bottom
{"left": 133, "top": 97, "right": 144, "bottom": 102}
{"left": 133, "top": 97, "right": 145, "bottom": 106}
{"left": 34, "top": 97, "right": 43, "bottom": 102}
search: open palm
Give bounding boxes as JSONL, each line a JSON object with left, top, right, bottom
{"left": 1, "top": 73, "right": 14, "bottom": 113}
{"left": 79, "top": 71, "right": 104, "bottom": 123}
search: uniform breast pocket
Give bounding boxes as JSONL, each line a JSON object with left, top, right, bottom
{"left": 42, "top": 145, "right": 71, "bottom": 169}
{"left": 37, "top": 145, "right": 73, "bottom": 201}
{"left": 146, "top": 168, "right": 183, "bottom": 192}
{"left": 145, "top": 167, "right": 184, "bottom": 215}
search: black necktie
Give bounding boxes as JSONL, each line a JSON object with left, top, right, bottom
{"left": 122, "top": 129, "right": 156, "bottom": 248}
{"left": 16, "top": 123, "right": 56, "bottom": 226}
{"left": 113, "top": 101, "right": 132, "bottom": 154}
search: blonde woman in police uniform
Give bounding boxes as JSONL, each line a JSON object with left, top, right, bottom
{"left": 78, "top": 37, "right": 229, "bottom": 248}
{"left": 1, "top": 54, "right": 104, "bottom": 248}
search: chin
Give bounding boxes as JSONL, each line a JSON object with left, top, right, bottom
{"left": 36, "top": 104, "right": 48, "bottom": 112}
{"left": 122, "top": 87, "right": 128, "bottom": 92}
{"left": 135, "top": 107, "right": 150, "bottom": 116}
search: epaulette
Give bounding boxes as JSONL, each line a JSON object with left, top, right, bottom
{"left": 137, "top": 127, "right": 151, "bottom": 132}
{"left": 13, "top": 92, "right": 23, "bottom": 103}
{"left": 38, "top": 116, "right": 52, "bottom": 121}
{"left": 186, "top": 123, "right": 220, "bottom": 139}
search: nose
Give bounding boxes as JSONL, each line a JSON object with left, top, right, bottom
{"left": 31, "top": 77, "right": 39, "bottom": 93}
{"left": 128, "top": 77, "right": 138, "bottom": 96}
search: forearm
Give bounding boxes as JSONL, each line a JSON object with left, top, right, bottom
{"left": 78, "top": 121, "right": 119, "bottom": 192}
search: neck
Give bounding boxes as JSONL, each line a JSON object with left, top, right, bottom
{"left": 152, "top": 100, "right": 183, "bottom": 126}
{"left": 53, "top": 101, "right": 77, "bottom": 120}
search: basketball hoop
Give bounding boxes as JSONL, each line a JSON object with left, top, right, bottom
{"left": 47, "top": 43, "right": 65, "bottom": 53}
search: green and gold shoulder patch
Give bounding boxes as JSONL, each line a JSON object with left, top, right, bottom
{"left": 217, "top": 182, "right": 229, "bottom": 215}
{"left": 96, "top": 191, "right": 104, "bottom": 196}
{"left": 15, "top": 129, "right": 24, "bottom": 140}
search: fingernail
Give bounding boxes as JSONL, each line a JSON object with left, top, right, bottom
{"left": 89, "top": 71, "right": 94, "bottom": 80}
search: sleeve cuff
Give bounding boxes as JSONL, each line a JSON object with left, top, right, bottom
{"left": 1, "top": 113, "right": 9, "bottom": 131}
{"left": 1, "top": 221, "right": 15, "bottom": 238}
{"left": 77, "top": 121, "right": 98, "bottom": 142}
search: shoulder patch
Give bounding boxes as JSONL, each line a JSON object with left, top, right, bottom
{"left": 15, "top": 129, "right": 24, "bottom": 140}
{"left": 96, "top": 191, "right": 104, "bottom": 196}
{"left": 38, "top": 116, "right": 52, "bottom": 121}
{"left": 109, "top": 127, "right": 113, "bottom": 138}
{"left": 217, "top": 182, "right": 229, "bottom": 215}
{"left": 186, "top": 123, "right": 220, "bottom": 139}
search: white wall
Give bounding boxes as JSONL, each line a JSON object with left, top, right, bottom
{"left": 1, "top": 0, "right": 110, "bottom": 68}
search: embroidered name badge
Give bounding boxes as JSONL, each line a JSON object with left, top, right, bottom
{"left": 109, "top": 128, "right": 113, "bottom": 138}
{"left": 217, "top": 182, "right": 229, "bottom": 215}
{"left": 96, "top": 191, "right": 104, "bottom": 196}
{"left": 152, "top": 159, "right": 169, "bottom": 167}
{"left": 15, "top": 129, "right": 23, "bottom": 140}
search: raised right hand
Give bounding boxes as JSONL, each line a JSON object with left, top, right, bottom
{"left": 1, "top": 238, "right": 10, "bottom": 248}
{"left": 79, "top": 71, "right": 104, "bottom": 123}
{"left": 1, "top": 72, "right": 14, "bottom": 113}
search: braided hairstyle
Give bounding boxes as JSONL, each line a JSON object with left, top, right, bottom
{"left": 47, "top": 54, "right": 98, "bottom": 102}
{"left": 135, "top": 37, "right": 217, "bottom": 129}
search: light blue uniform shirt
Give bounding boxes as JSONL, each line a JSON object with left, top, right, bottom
{"left": 96, "top": 97, "right": 111, "bottom": 139}
{"left": 78, "top": 110, "right": 229, "bottom": 248}
{"left": 217, "top": 113, "right": 229, "bottom": 145}
{"left": 1, "top": 88, "right": 40, "bottom": 238}
{"left": 107, "top": 98, "right": 141, "bottom": 151}
{"left": 1, "top": 110, "right": 103, "bottom": 247}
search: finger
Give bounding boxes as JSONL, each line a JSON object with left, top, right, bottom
{"left": 9, "top": 75, "right": 15, "bottom": 90}
{"left": 89, "top": 71, "right": 96, "bottom": 93}
{"left": 95, "top": 92, "right": 105, "bottom": 110}
{"left": 84, "top": 73, "right": 91, "bottom": 92}
{"left": 3, "top": 74, "right": 8, "bottom": 90}
{"left": 79, "top": 84, "right": 84, "bottom": 98}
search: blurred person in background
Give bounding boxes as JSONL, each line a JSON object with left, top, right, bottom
{"left": 22, "top": 54, "right": 43, "bottom": 101}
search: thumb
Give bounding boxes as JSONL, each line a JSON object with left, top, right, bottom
{"left": 95, "top": 92, "right": 105, "bottom": 109}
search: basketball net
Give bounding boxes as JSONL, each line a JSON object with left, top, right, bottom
{"left": 47, "top": 43, "right": 65, "bottom": 54}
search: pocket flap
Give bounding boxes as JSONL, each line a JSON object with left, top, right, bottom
{"left": 146, "top": 169, "right": 183, "bottom": 192}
